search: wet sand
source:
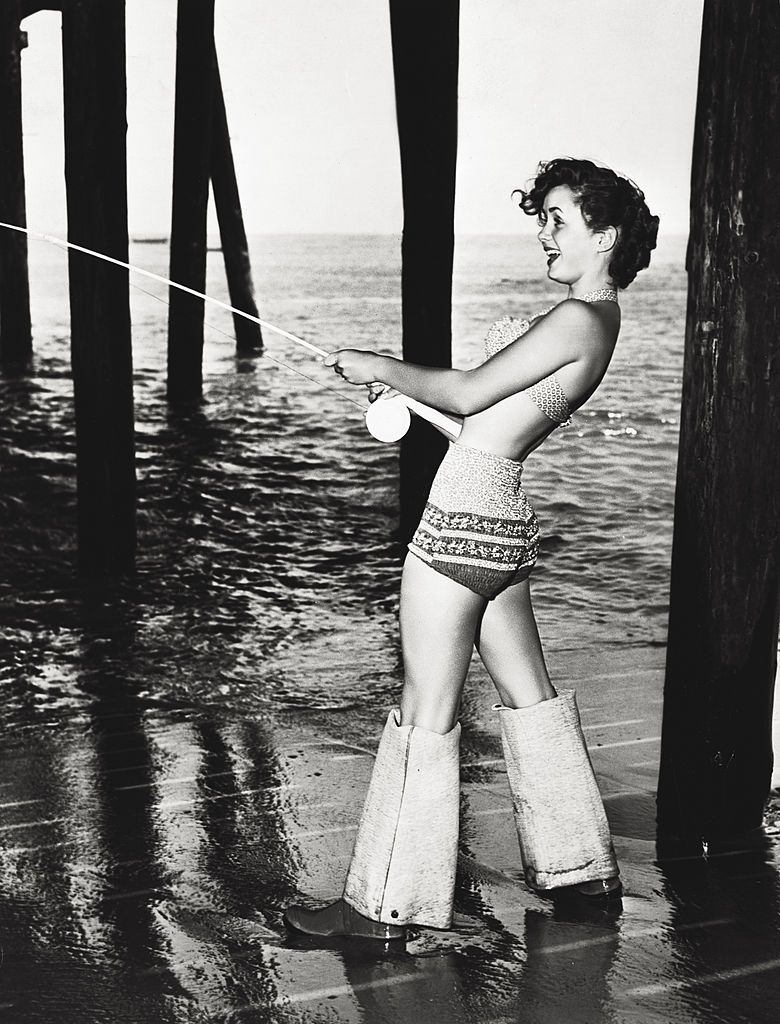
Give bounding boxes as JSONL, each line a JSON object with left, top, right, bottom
{"left": 1, "top": 644, "right": 779, "bottom": 1023}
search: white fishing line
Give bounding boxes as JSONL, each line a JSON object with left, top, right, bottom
{"left": 0, "top": 221, "right": 462, "bottom": 442}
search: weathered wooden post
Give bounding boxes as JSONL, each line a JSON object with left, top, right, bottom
{"left": 62, "top": 0, "right": 136, "bottom": 576}
{"left": 0, "top": 0, "right": 32, "bottom": 366}
{"left": 167, "top": 0, "right": 215, "bottom": 403}
{"left": 657, "top": 0, "right": 780, "bottom": 844}
{"left": 211, "top": 52, "right": 263, "bottom": 354}
{"left": 389, "top": 0, "right": 459, "bottom": 542}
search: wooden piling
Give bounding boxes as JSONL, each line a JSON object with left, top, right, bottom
{"left": 167, "top": 0, "right": 215, "bottom": 403}
{"left": 657, "top": 0, "right": 780, "bottom": 842}
{"left": 62, "top": 0, "right": 135, "bottom": 576}
{"left": 210, "top": 52, "right": 263, "bottom": 354}
{"left": 389, "top": 0, "right": 459, "bottom": 543}
{"left": 0, "top": 0, "right": 32, "bottom": 366}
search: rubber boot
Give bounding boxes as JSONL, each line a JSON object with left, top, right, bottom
{"left": 285, "top": 709, "right": 461, "bottom": 937}
{"left": 496, "top": 690, "right": 619, "bottom": 892}
{"left": 284, "top": 898, "right": 406, "bottom": 941}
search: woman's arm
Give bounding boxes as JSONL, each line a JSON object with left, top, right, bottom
{"left": 327, "top": 300, "right": 607, "bottom": 416}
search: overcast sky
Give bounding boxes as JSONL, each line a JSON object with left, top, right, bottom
{"left": 20, "top": 0, "right": 704, "bottom": 236}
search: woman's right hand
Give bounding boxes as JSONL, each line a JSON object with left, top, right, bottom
{"left": 325, "top": 349, "right": 383, "bottom": 386}
{"left": 367, "top": 385, "right": 400, "bottom": 403}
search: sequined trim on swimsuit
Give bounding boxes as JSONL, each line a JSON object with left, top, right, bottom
{"left": 483, "top": 309, "right": 553, "bottom": 360}
{"left": 408, "top": 443, "right": 539, "bottom": 600}
{"left": 524, "top": 375, "right": 571, "bottom": 425}
{"left": 580, "top": 287, "right": 619, "bottom": 303}
{"left": 482, "top": 290, "right": 617, "bottom": 427}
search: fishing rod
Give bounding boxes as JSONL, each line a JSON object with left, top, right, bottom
{"left": 0, "top": 221, "right": 462, "bottom": 444}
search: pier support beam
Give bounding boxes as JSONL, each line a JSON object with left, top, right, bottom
{"left": 62, "top": 0, "right": 135, "bottom": 576}
{"left": 211, "top": 53, "right": 262, "bottom": 354}
{"left": 0, "top": 1, "right": 32, "bottom": 366}
{"left": 657, "top": 0, "right": 780, "bottom": 843}
{"left": 389, "top": 0, "right": 459, "bottom": 543}
{"left": 167, "top": 0, "right": 215, "bottom": 403}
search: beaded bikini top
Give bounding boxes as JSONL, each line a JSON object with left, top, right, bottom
{"left": 483, "top": 288, "right": 618, "bottom": 426}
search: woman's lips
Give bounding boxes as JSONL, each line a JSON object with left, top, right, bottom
{"left": 545, "top": 250, "right": 560, "bottom": 266}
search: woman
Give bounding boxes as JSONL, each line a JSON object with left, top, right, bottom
{"left": 285, "top": 157, "right": 659, "bottom": 941}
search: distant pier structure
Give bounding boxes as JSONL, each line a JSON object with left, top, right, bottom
{"left": 0, "top": 0, "right": 457, "bottom": 575}
{"left": 167, "top": 0, "right": 263, "bottom": 405}
{"left": 0, "top": 0, "right": 32, "bottom": 362}
{"left": 0, "top": 0, "right": 263, "bottom": 576}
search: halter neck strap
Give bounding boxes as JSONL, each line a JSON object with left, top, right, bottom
{"left": 578, "top": 288, "right": 619, "bottom": 303}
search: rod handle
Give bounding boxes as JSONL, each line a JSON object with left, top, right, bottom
{"left": 401, "top": 396, "right": 462, "bottom": 438}
{"left": 364, "top": 390, "right": 462, "bottom": 443}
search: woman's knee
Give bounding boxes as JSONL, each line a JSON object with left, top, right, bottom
{"left": 477, "top": 582, "right": 555, "bottom": 707}
{"left": 399, "top": 677, "right": 461, "bottom": 733}
{"left": 398, "top": 556, "right": 487, "bottom": 730}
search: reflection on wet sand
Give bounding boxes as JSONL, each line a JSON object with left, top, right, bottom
{"left": 2, "top": 634, "right": 780, "bottom": 1021}
{"left": 650, "top": 837, "right": 780, "bottom": 1024}
{"left": 0, "top": 614, "right": 307, "bottom": 1020}
{"left": 283, "top": 895, "right": 622, "bottom": 1023}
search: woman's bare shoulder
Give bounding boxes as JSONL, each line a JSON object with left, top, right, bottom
{"left": 545, "top": 297, "right": 603, "bottom": 320}
{"left": 537, "top": 298, "right": 617, "bottom": 347}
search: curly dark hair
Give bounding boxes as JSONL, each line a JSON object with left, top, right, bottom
{"left": 517, "top": 158, "right": 659, "bottom": 289}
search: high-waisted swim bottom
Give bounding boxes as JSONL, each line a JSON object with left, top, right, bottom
{"left": 408, "top": 443, "right": 539, "bottom": 599}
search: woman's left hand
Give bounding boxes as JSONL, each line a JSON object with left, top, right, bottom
{"left": 324, "top": 349, "right": 382, "bottom": 386}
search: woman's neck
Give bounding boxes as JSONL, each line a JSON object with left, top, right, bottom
{"left": 567, "top": 278, "right": 614, "bottom": 300}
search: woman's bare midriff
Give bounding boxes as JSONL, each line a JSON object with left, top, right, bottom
{"left": 457, "top": 391, "right": 563, "bottom": 463}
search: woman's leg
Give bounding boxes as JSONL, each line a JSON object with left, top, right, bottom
{"left": 477, "top": 579, "right": 620, "bottom": 897}
{"left": 475, "top": 578, "right": 556, "bottom": 708}
{"left": 344, "top": 555, "right": 486, "bottom": 924}
{"left": 399, "top": 553, "right": 488, "bottom": 732}
{"left": 285, "top": 555, "right": 487, "bottom": 937}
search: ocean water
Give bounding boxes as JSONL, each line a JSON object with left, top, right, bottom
{"left": 0, "top": 232, "right": 687, "bottom": 725}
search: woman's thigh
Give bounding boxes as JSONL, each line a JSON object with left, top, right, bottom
{"left": 476, "top": 579, "right": 556, "bottom": 708}
{"left": 398, "top": 553, "right": 487, "bottom": 732}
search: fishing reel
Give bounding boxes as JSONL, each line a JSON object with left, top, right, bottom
{"left": 364, "top": 393, "right": 412, "bottom": 442}
{"left": 364, "top": 390, "right": 462, "bottom": 443}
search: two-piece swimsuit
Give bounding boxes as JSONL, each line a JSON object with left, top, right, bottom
{"left": 408, "top": 289, "right": 618, "bottom": 599}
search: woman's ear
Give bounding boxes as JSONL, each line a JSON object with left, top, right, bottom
{"left": 596, "top": 225, "right": 618, "bottom": 253}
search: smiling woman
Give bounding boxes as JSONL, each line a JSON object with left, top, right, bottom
{"left": 519, "top": 158, "right": 660, "bottom": 290}
{"left": 285, "top": 157, "right": 660, "bottom": 941}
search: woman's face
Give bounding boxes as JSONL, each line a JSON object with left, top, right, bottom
{"left": 536, "top": 185, "right": 600, "bottom": 285}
